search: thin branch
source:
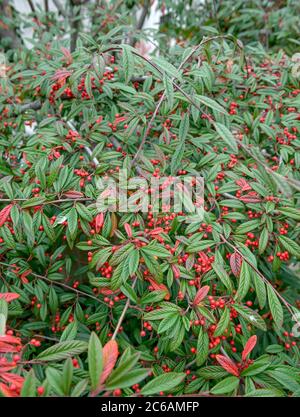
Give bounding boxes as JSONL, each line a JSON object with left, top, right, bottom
{"left": 53, "top": 0, "right": 68, "bottom": 17}
{"left": 44, "top": 0, "right": 49, "bottom": 13}
{"left": 112, "top": 276, "right": 137, "bottom": 340}
{"left": 27, "top": 0, "right": 36, "bottom": 14}
{"left": 220, "top": 234, "right": 296, "bottom": 317}
{"left": 129, "top": 0, "right": 150, "bottom": 46}
{"left": 0, "top": 261, "right": 107, "bottom": 306}
{"left": 70, "top": 0, "right": 81, "bottom": 52}
{"left": 0, "top": 0, "right": 22, "bottom": 49}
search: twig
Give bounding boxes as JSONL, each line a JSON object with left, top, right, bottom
{"left": 0, "top": 261, "right": 107, "bottom": 307}
{"left": 112, "top": 276, "right": 137, "bottom": 340}
{"left": 0, "top": 0, "right": 22, "bottom": 49}
{"left": 27, "top": 0, "right": 36, "bottom": 14}
{"left": 0, "top": 197, "right": 94, "bottom": 204}
{"left": 219, "top": 234, "right": 296, "bottom": 317}
{"left": 129, "top": 0, "right": 150, "bottom": 46}
{"left": 53, "top": 0, "right": 68, "bottom": 17}
{"left": 44, "top": 0, "right": 49, "bottom": 13}
{"left": 70, "top": 0, "right": 81, "bottom": 52}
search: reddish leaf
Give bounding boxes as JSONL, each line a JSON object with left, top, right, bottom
{"left": 0, "top": 382, "right": 19, "bottom": 397}
{"left": 0, "top": 364, "right": 17, "bottom": 373}
{"left": 124, "top": 223, "right": 132, "bottom": 238}
{"left": 193, "top": 285, "right": 210, "bottom": 305}
{"left": 63, "top": 190, "right": 84, "bottom": 199}
{"left": 99, "top": 340, "right": 119, "bottom": 385}
{"left": 230, "top": 252, "right": 242, "bottom": 277}
{"left": 239, "top": 194, "right": 261, "bottom": 203}
{"left": 99, "top": 288, "right": 116, "bottom": 296}
{"left": 236, "top": 178, "right": 252, "bottom": 191}
{"left": 0, "top": 204, "right": 13, "bottom": 227}
{"left": 0, "top": 335, "right": 21, "bottom": 345}
{"left": 149, "top": 228, "right": 164, "bottom": 236}
{"left": 148, "top": 277, "right": 170, "bottom": 300}
{"left": 1, "top": 373, "right": 24, "bottom": 389}
{"left": 0, "top": 293, "right": 20, "bottom": 302}
{"left": 0, "top": 340, "right": 20, "bottom": 352}
{"left": 51, "top": 69, "right": 72, "bottom": 82}
{"left": 242, "top": 335, "right": 257, "bottom": 361}
{"left": 171, "top": 264, "right": 180, "bottom": 279}
{"left": 20, "top": 270, "right": 31, "bottom": 284}
{"left": 95, "top": 212, "right": 104, "bottom": 233}
{"left": 215, "top": 354, "right": 240, "bottom": 377}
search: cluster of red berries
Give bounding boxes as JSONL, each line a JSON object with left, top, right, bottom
{"left": 208, "top": 296, "right": 226, "bottom": 310}
{"left": 245, "top": 232, "right": 259, "bottom": 248}
{"left": 30, "top": 338, "right": 41, "bottom": 347}
{"left": 282, "top": 331, "right": 298, "bottom": 349}
{"left": 140, "top": 321, "right": 153, "bottom": 337}
{"left": 276, "top": 251, "right": 290, "bottom": 261}
{"left": 99, "top": 261, "right": 113, "bottom": 279}
{"left": 73, "top": 167, "right": 92, "bottom": 187}
{"left": 228, "top": 101, "right": 239, "bottom": 115}
{"left": 279, "top": 224, "right": 289, "bottom": 235}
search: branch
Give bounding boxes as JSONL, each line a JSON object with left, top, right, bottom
{"left": 0, "top": 0, "right": 22, "bottom": 49}
{"left": 112, "top": 276, "right": 137, "bottom": 340}
{"left": 44, "top": 0, "right": 49, "bottom": 13}
{"left": 129, "top": 0, "right": 150, "bottom": 46}
{"left": 52, "top": 0, "right": 68, "bottom": 17}
{"left": 27, "top": 0, "right": 36, "bottom": 14}
{"left": 70, "top": 0, "right": 81, "bottom": 52}
{"left": 0, "top": 261, "right": 107, "bottom": 306}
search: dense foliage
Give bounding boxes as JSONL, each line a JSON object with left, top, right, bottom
{"left": 0, "top": 0, "right": 299, "bottom": 397}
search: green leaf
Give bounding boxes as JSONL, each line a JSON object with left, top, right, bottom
{"left": 211, "top": 376, "right": 239, "bottom": 395}
{"left": 105, "top": 368, "right": 149, "bottom": 390}
{"left": 252, "top": 270, "right": 266, "bottom": 309}
{"left": 62, "top": 358, "right": 73, "bottom": 395}
{"left": 278, "top": 207, "right": 300, "bottom": 220}
{"left": 244, "top": 388, "right": 284, "bottom": 397}
{"left": 88, "top": 332, "right": 103, "bottom": 392}
{"left": 71, "top": 379, "right": 89, "bottom": 397}
{"left": 235, "top": 261, "right": 251, "bottom": 301}
{"left": 267, "top": 285, "right": 283, "bottom": 328}
{"left": 233, "top": 304, "right": 267, "bottom": 331}
{"left": 196, "top": 95, "right": 227, "bottom": 114}
{"left": 140, "top": 290, "right": 168, "bottom": 305}
{"left": 21, "top": 370, "right": 36, "bottom": 397}
{"left": 46, "top": 367, "right": 65, "bottom": 396}
{"left": 127, "top": 249, "right": 140, "bottom": 276}
{"left": 214, "top": 122, "right": 238, "bottom": 153}
{"left": 121, "top": 45, "right": 134, "bottom": 83}
{"left": 179, "top": 112, "right": 190, "bottom": 142}
{"left": 258, "top": 227, "right": 269, "bottom": 254}
{"left": 196, "top": 326, "right": 209, "bottom": 366}
{"left": 140, "top": 372, "right": 186, "bottom": 395}
{"left": 37, "top": 340, "right": 88, "bottom": 362}
{"left": 60, "top": 321, "right": 78, "bottom": 342}
{"left": 21, "top": 197, "right": 46, "bottom": 208}
{"left": 214, "top": 307, "right": 230, "bottom": 337}
{"left": 171, "top": 140, "right": 185, "bottom": 175}
{"left": 278, "top": 235, "right": 300, "bottom": 258}
{"left": 212, "top": 261, "right": 233, "bottom": 291}
{"left": 163, "top": 72, "right": 174, "bottom": 110}
{"left": 67, "top": 208, "right": 78, "bottom": 238}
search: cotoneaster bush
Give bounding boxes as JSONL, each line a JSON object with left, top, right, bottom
{"left": 0, "top": 15, "right": 300, "bottom": 397}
